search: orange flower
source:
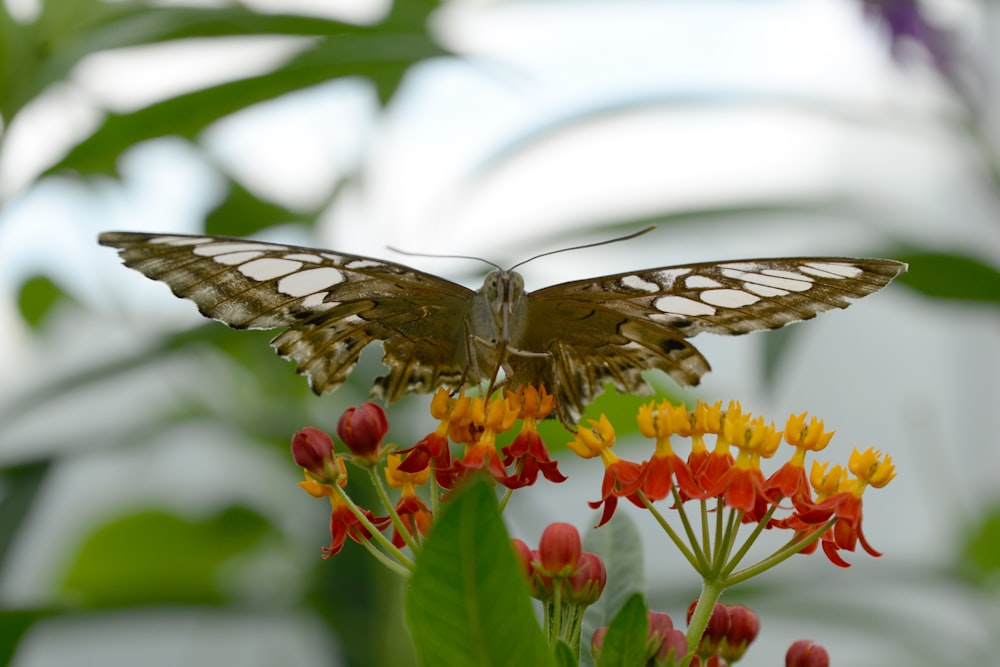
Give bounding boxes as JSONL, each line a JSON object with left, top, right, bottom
{"left": 701, "top": 413, "right": 781, "bottom": 518}
{"left": 569, "top": 415, "right": 644, "bottom": 526}
{"left": 503, "top": 386, "right": 566, "bottom": 488}
{"left": 455, "top": 394, "right": 518, "bottom": 484}
{"left": 397, "top": 387, "right": 468, "bottom": 489}
{"left": 765, "top": 413, "right": 835, "bottom": 507}
{"left": 635, "top": 400, "right": 700, "bottom": 501}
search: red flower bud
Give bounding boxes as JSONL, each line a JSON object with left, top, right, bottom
{"left": 566, "top": 552, "right": 606, "bottom": 605}
{"left": 591, "top": 626, "right": 608, "bottom": 663}
{"left": 538, "top": 522, "right": 581, "bottom": 576}
{"left": 291, "top": 427, "right": 336, "bottom": 478}
{"left": 786, "top": 640, "right": 830, "bottom": 667}
{"left": 721, "top": 604, "right": 759, "bottom": 661}
{"left": 653, "top": 629, "right": 688, "bottom": 667}
{"left": 687, "top": 600, "right": 730, "bottom": 657}
{"left": 645, "top": 610, "right": 675, "bottom": 663}
{"left": 511, "top": 539, "right": 534, "bottom": 579}
{"left": 337, "top": 402, "right": 388, "bottom": 462}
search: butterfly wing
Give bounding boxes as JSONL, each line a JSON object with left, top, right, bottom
{"left": 515, "top": 257, "right": 906, "bottom": 420}
{"left": 98, "top": 232, "right": 477, "bottom": 401}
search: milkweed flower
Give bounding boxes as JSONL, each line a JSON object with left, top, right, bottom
{"left": 765, "top": 412, "right": 834, "bottom": 508}
{"left": 385, "top": 454, "right": 433, "bottom": 548}
{"left": 455, "top": 394, "right": 518, "bottom": 484}
{"left": 503, "top": 385, "right": 566, "bottom": 487}
{"left": 397, "top": 387, "right": 470, "bottom": 488}
{"left": 568, "top": 415, "right": 643, "bottom": 527}
{"left": 635, "top": 400, "right": 700, "bottom": 501}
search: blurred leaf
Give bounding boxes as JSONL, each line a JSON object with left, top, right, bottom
{"left": 17, "top": 275, "right": 66, "bottom": 328}
{"left": 0, "top": 461, "right": 52, "bottom": 570}
{"left": 48, "top": 2, "right": 447, "bottom": 178}
{"left": 956, "top": 503, "right": 1000, "bottom": 588}
{"left": 204, "top": 177, "right": 315, "bottom": 236}
{"left": 63, "top": 506, "right": 276, "bottom": 607}
{"left": 0, "top": 609, "right": 50, "bottom": 667}
{"left": 581, "top": 513, "right": 645, "bottom": 667}
{"left": 406, "top": 479, "right": 553, "bottom": 667}
{"left": 595, "top": 593, "right": 648, "bottom": 667}
{"left": 554, "top": 641, "right": 579, "bottom": 667}
{"left": 894, "top": 251, "right": 1000, "bottom": 304}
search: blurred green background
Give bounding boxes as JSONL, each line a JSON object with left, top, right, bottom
{"left": 1, "top": 0, "right": 999, "bottom": 665}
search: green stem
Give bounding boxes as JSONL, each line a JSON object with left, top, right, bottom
{"left": 330, "top": 481, "right": 414, "bottom": 571}
{"left": 725, "top": 517, "right": 837, "bottom": 586}
{"left": 642, "top": 493, "right": 702, "bottom": 570}
{"left": 683, "top": 578, "right": 726, "bottom": 665}
{"left": 367, "top": 467, "right": 421, "bottom": 554}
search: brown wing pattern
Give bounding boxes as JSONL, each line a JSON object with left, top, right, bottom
{"left": 98, "top": 231, "right": 476, "bottom": 400}
{"left": 524, "top": 257, "right": 906, "bottom": 420}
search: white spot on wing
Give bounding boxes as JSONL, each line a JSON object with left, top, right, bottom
{"left": 239, "top": 258, "right": 303, "bottom": 281}
{"left": 686, "top": 275, "right": 723, "bottom": 289}
{"left": 742, "top": 271, "right": 812, "bottom": 292}
{"left": 284, "top": 253, "right": 323, "bottom": 263}
{"left": 802, "top": 262, "right": 862, "bottom": 278}
{"left": 278, "top": 267, "right": 345, "bottom": 297}
{"left": 700, "top": 289, "right": 760, "bottom": 307}
{"left": 214, "top": 251, "right": 264, "bottom": 265}
{"left": 194, "top": 242, "right": 279, "bottom": 256}
{"left": 654, "top": 295, "right": 716, "bottom": 316}
{"left": 649, "top": 268, "right": 692, "bottom": 290}
{"left": 621, "top": 275, "right": 659, "bottom": 292}
{"left": 301, "top": 292, "right": 332, "bottom": 308}
{"left": 743, "top": 283, "right": 789, "bottom": 297}
{"left": 346, "top": 259, "right": 383, "bottom": 270}
{"left": 720, "top": 262, "right": 760, "bottom": 272}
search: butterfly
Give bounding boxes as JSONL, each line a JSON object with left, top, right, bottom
{"left": 98, "top": 230, "right": 906, "bottom": 422}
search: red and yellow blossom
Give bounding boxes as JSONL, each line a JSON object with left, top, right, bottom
{"left": 385, "top": 454, "right": 433, "bottom": 547}
{"left": 503, "top": 386, "right": 566, "bottom": 487}
{"left": 701, "top": 412, "right": 782, "bottom": 516}
{"left": 568, "top": 415, "right": 644, "bottom": 527}
{"left": 765, "top": 412, "right": 834, "bottom": 507}
{"left": 635, "top": 400, "right": 700, "bottom": 501}
{"left": 454, "top": 393, "right": 519, "bottom": 483}
{"left": 398, "top": 388, "right": 471, "bottom": 488}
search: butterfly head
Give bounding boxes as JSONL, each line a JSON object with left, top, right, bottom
{"left": 476, "top": 269, "right": 527, "bottom": 345}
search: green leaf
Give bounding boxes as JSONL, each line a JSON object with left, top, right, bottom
{"left": 595, "top": 593, "right": 649, "bottom": 667}
{"left": 62, "top": 506, "right": 276, "bottom": 607}
{"left": 956, "top": 503, "right": 1000, "bottom": 588}
{"left": 204, "top": 177, "right": 314, "bottom": 237}
{"left": 554, "top": 640, "right": 579, "bottom": 667}
{"left": 0, "top": 609, "right": 49, "bottom": 667}
{"left": 16, "top": 275, "right": 65, "bottom": 328}
{"left": 581, "top": 513, "right": 646, "bottom": 666}
{"left": 0, "top": 461, "right": 52, "bottom": 571}
{"left": 406, "top": 478, "right": 554, "bottom": 667}
{"left": 894, "top": 251, "right": 1000, "bottom": 304}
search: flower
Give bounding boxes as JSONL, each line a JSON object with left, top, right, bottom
{"left": 323, "top": 495, "right": 391, "bottom": 558}
{"left": 636, "top": 400, "right": 700, "bottom": 501}
{"left": 385, "top": 454, "right": 433, "bottom": 548}
{"left": 701, "top": 413, "right": 781, "bottom": 518}
{"left": 786, "top": 639, "right": 830, "bottom": 667}
{"left": 397, "top": 388, "right": 469, "bottom": 488}
{"left": 291, "top": 427, "right": 338, "bottom": 482}
{"left": 569, "top": 415, "right": 644, "bottom": 527}
{"left": 337, "top": 402, "right": 389, "bottom": 463}
{"left": 537, "top": 522, "right": 582, "bottom": 576}
{"left": 502, "top": 386, "right": 566, "bottom": 487}
{"left": 765, "top": 413, "right": 834, "bottom": 508}
{"left": 566, "top": 552, "right": 606, "bottom": 605}
{"left": 454, "top": 394, "right": 518, "bottom": 484}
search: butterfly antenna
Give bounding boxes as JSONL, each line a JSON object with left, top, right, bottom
{"left": 509, "top": 225, "right": 656, "bottom": 271}
{"left": 386, "top": 246, "right": 503, "bottom": 271}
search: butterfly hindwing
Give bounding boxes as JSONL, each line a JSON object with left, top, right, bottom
{"left": 98, "top": 232, "right": 476, "bottom": 399}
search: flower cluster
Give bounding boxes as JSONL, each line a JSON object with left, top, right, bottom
{"left": 288, "top": 387, "right": 894, "bottom": 664}
{"left": 570, "top": 398, "right": 895, "bottom": 570}
{"left": 289, "top": 386, "right": 567, "bottom": 569}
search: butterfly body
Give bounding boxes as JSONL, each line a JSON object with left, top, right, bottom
{"left": 98, "top": 232, "right": 906, "bottom": 421}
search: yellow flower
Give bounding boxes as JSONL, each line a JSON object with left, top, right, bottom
{"left": 849, "top": 447, "right": 896, "bottom": 489}
{"left": 567, "top": 414, "right": 616, "bottom": 459}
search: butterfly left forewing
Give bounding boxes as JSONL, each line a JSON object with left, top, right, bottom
{"left": 522, "top": 257, "right": 906, "bottom": 420}
{"left": 98, "top": 232, "right": 478, "bottom": 400}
